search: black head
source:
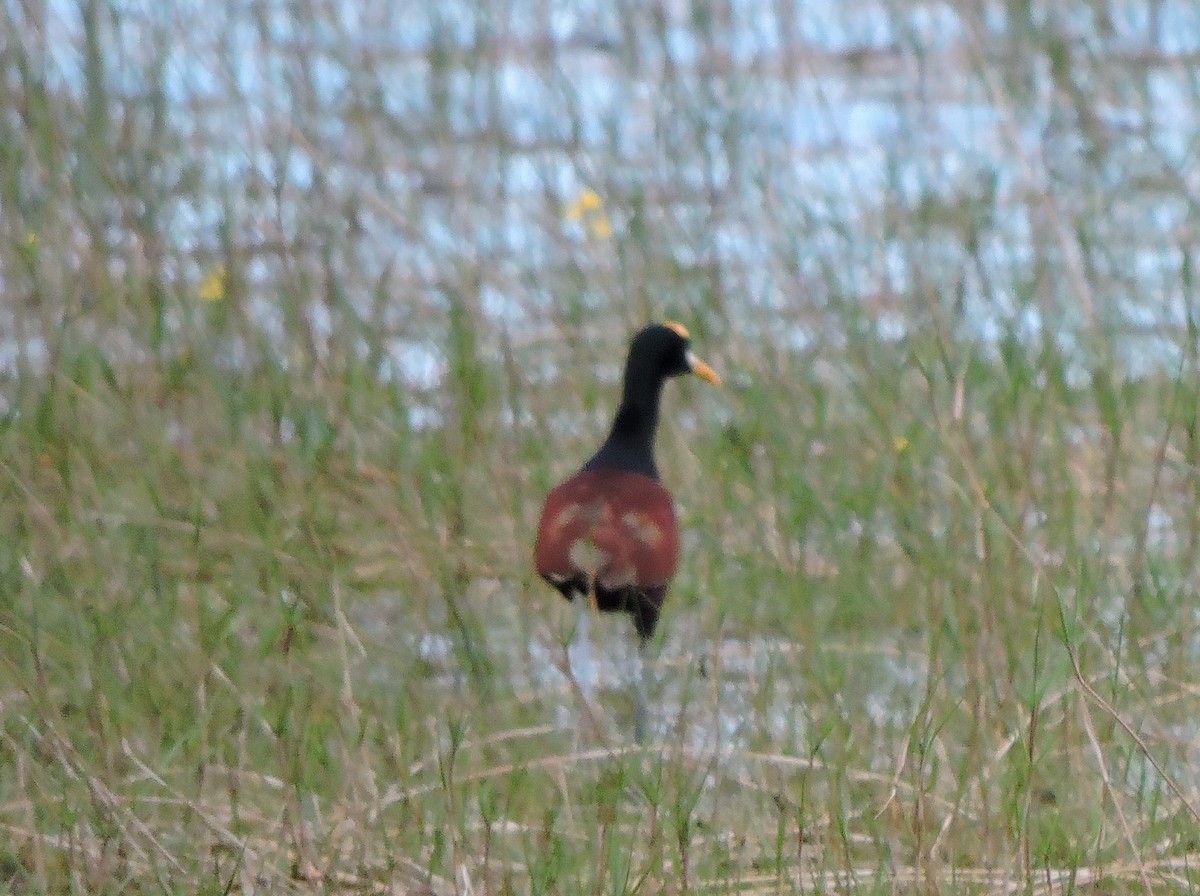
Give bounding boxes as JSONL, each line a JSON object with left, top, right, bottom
{"left": 624, "top": 321, "right": 721, "bottom": 389}
{"left": 583, "top": 321, "right": 720, "bottom": 479}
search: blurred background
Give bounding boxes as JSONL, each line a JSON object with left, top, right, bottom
{"left": 4, "top": 0, "right": 1200, "bottom": 892}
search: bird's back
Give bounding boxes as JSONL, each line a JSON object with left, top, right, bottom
{"left": 534, "top": 468, "right": 680, "bottom": 600}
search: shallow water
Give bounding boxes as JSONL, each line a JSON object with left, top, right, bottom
{"left": 5, "top": 1, "right": 1199, "bottom": 383}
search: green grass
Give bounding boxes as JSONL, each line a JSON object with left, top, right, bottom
{"left": 4, "top": 320, "right": 1200, "bottom": 893}
{"left": 4, "top": 0, "right": 1200, "bottom": 892}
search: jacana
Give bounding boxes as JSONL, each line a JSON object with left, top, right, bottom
{"left": 534, "top": 321, "right": 720, "bottom": 742}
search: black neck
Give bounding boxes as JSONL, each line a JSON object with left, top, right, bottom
{"left": 583, "top": 372, "right": 666, "bottom": 479}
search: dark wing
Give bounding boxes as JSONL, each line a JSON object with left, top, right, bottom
{"left": 534, "top": 469, "right": 680, "bottom": 596}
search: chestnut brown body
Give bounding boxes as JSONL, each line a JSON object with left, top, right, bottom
{"left": 534, "top": 468, "right": 680, "bottom": 641}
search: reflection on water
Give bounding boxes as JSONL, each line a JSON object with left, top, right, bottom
{"left": 4, "top": 1, "right": 1200, "bottom": 386}
{"left": 398, "top": 608, "right": 937, "bottom": 752}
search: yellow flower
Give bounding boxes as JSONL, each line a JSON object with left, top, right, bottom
{"left": 564, "top": 188, "right": 612, "bottom": 240}
{"left": 565, "top": 189, "right": 602, "bottom": 220}
{"left": 24, "top": 231, "right": 39, "bottom": 250}
{"left": 893, "top": 436, "right": 909, "bottom": 453}
{"left": 198, "top": 266, "right": 226, "bottom": 302}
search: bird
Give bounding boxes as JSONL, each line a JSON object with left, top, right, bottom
{"left": 533, "top": 321, "right": 720, "bottom": 742}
